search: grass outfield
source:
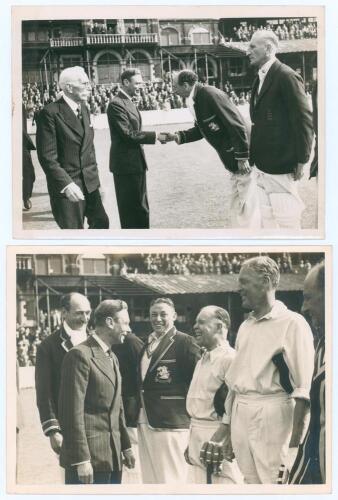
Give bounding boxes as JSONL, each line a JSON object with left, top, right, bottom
{"left": 23, "top": 123, "right": 318, "bottom": 230}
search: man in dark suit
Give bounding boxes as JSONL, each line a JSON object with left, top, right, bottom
{"left": 35, "top": 292, "right": 91, "bottom": 456}
{"left": 36, "top": 66, "right": 109, "bottom": 229}
{"left": 107, "top": 68, "right": 168, "bottom": 229}
{"left": 58, "top": 300, "right": 135, "bottom": 484}
{"left": 22, "top": 103, "right": 36, "bottom": 210}
{"left": 169, "top": 70, "right": 260, "bottom": 229}
{"left": 137, "top": 297, "right": 200, "bottom": 483}
{"left": 247, "top": 30, "right": 314, "bottom": 229}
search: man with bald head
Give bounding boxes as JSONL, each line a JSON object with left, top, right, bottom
{"left": 290, "top": 261, "right": 326, "bottom": 484}
{"left": 247, "top": 30, "right": 313, "bottom": 229}
{"left": 35, "top": 292, "right": 91, "bottom": 456}
{"left": 185, "top": 306, "right": 243, "bottom": 484}
{"left": 36, "top": 66, "right": 109, "bottom": 229}
{"left": 205, "top": 256, "right": 315, "bottom": 483}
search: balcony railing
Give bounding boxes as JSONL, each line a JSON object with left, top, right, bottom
{"left": 86, "top": 33, "right": 158, "bottom": 45}
{"left": 17, "top": 257, "right": 33, "bottom": 271}
{"left": 50, "top": 37, "right": 84, "bottom": 47}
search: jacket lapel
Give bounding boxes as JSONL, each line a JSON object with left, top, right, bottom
{"left": 250, "top": 75, "right": 259, "bottom": 116}
{"left": 59, "top": 326, "right": 73, "bottom": 353}
{"left": 89, "top": 336, "right": 116, "bottom": 387}
{"left": 57, "top": 97, "right": 84, "bottom": 139}
{"left": 118, "top": 91, "right": 141, "bottom": 126}
{"left": 254, "top": 60, "right": 281, "bottom": 108}
{"left": 148, "top": 328, "right": 176, "bottom": 373}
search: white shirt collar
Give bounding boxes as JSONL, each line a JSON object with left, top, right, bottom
{"left": 92, "top": 332, "right": 111, "bottom": 353}
{"left": 62, "top": 93, "right": 81, "bottom": 114}
{"left": 148, "top": 326, "right": 174, "bottom": 344}
{"left": 258, "top": 57, "right": 277, "bottom": 79}
{"left": 63, "top": 320, "right": 86, "bottom": 337}
{"left": 248, "top": 300, "right": 287, "bottom": 322}
{"left": 204, "top": 341, "right": 231, "bottom": 363}
{"left": 119, "top": 88, "right": 133, "bottom": 101}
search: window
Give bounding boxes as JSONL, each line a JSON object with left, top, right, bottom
{"left": 27, "top": 31, "right": 36, "bottom": 42}
{"left": 61, "top": 55, "right": 83, "bottom": 68}
{"left": 36, "top": 256, "right": 48, "bottom": 275}
{"left": 49, "top": 256, "right": 62, "bottom": 275}
{"left": 228, "top": 58, "right": 246, "bottom": 77}
{"left": 190, "top": 27, "right": 211, "bottom": 45}
{"left": 160, "top": 27, "right": 179, "bottom": 46}
{"left": 82, "top": 258, "right": 106, "bottom": 274}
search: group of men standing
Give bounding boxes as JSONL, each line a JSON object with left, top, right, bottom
{"left": 34, "top": 255, "right": 325, "bottom": 485}
{"left": 32, "top": 29, "right": 314, "bottom": 230}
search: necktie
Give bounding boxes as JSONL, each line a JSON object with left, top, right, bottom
{"left": 77, "top": 105, "right": 84, "bottom": 126}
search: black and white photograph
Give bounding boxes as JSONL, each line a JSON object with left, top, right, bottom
{"left": 8, "top": 246, "right": 331, "bottom": 494}
{"left": 13, "top": 5, "right": 324, "bottom": 238}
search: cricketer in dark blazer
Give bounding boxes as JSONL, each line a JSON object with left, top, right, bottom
{"left": 35, "top": 293, "right": 91, "bottom": 455}
{"left": 58, "top": 300, "right": 134, "bottom": 484}
{"left": 140, "top": 326, "right": 201, "bottom": 429}
{"left": 107, "top": 68, "right": 168, "bottom": 229}
{"left": 246, "top": 30, "right": 313, "bottom": 229}
{"left": 36, "top": 66, "right": 109, "bottom": 229}
{"left": 249, "top": 58, "right": 313, "bottom": 176}
{"left": 174, "top": 80, "right": 250, "bottom": 174}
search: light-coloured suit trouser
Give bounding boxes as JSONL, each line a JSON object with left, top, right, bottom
{"left": 137, "top": 423, "right": 189, "bottom": 484}
{"left": 255, "top": 169, "right": 305, "bottom": 229}
{"left": 231, "top": 393, "right": 294, "bottom": 484}
{"left": 228, "top": 172, "right": 261, "bottom": 229}
{"left": 187, "top": 418, "right": 243, "bottom": 484}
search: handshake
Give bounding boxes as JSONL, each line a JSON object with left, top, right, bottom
{"left": 157, "top": 132, "right": 180, "bottom": 145}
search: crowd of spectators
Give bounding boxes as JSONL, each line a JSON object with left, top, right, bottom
{"left": 22, "top": 78, "right": 188, "bottom": 118}
{"left": 118, "top": 252, "right": 313, "bottom": 276}
{"left": 230, "top": 20, "right": 317, "bottom": 42}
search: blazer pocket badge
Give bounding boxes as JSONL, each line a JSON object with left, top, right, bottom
{"left": 208, "top": 121, "right": 220, "bottom": 132}
{"left": 155, "top": 365, "right": 172, "bottom": 384}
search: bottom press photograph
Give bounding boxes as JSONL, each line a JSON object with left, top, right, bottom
{"left": 7, "top": 245, "right": 331, "bottom": 495}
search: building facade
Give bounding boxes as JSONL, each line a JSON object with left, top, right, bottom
{"left": 22, "top": 17, "right": 317, "bottom": 91}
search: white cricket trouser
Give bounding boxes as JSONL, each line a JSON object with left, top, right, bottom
{"left": 231, "top": 393, "right": 294, "bottom": 484}
{"left": 122, "top": 427, "right": 141, "bottom": 484}
{"left": 228, "top": 172, "right": 261, "bottom": 229}
{"left": 187, "top": 418, "right": 243, "bottom": 484}
{"left": 137, "top": 422, "right": 189, "bottom": 484}
{"left": 255, "top": 169, "right": 305, "bottom": 229}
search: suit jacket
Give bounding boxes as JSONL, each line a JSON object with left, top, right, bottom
{"left": 36, "top": 97, "right": 100, "bottom": 196}
{"left": 107, "top": 91, "right": 156, "bottom": 175}
{"left": 177, "top": 83, "right": 249, "bottom": 173}
{"left": 112, "top": 333, "right": 144, "bottom": 427}
{"left": 249, "top": 59, "right": 314, "bottom": 174}
{"left": 35, "top": 325, "right": 77, "bottom": 435}
{"left": 139, "top": 328, "right": 200, "bottom": 429}
{"left": 22, "top": 104, "right": 36, "bottom": 152}
{"left": 58, "top": 335, "right": 131, "bottom": 472}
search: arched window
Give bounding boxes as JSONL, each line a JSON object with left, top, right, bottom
{"left": 130, "top": 51, "right": 151, "bottom": 81}
{"left": 96, "top": 52, "right": 120, "bottom": 84}
{"left": 160, "top": 27, "right": 179, "bottom": 46}
{"left": 190, "top": 26, "right": 211, "bottom": 45}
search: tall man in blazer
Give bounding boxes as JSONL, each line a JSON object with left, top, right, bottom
{"left": 58, "top": 299, "right": 135, "bottom": 484}
{"left": 170, "top": 70, "right": 260, "bottom": 229}
{"left": 247, "top": 30, "right": 313, "bottom": 229}
{"left": 107, "top": 68, "right": 168, "bottom": 229}
{"left": 36, "top": 66, "right": 109, "bottom": 229}
{"left": 35, "top": 292, "right": 91, "bottom": 457}
{"left": 137, "top": 298, "right": 200, "bottom": 483}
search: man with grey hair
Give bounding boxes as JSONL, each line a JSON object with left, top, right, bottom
{"left": 168, "top": 69, "right": 260, "bottom": 229}
{"left": 58, "top": 299, "right": 135, "bottom": 484}
{"left": 247, "top": 30, "right": 313, "bottom": 229}
{"left": 186, "top": 306, "right": 243, "bottom": 484}
{"left": 36, "top": 66, "right": 109, "bottom": 229}
{"left": 204, "top": 256, "right": 315, "bottom": 483}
